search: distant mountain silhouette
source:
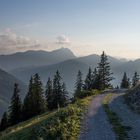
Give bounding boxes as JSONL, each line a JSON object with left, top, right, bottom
{"left": 10, "top": 59, "right": 90, "bottom": 92}
{"left": 0, "top": 48, "right": 76, "bottom": 71}
{"left": 10, "top": 54, "right": 128, "bottom": 92}
{"left": 0, "top": 68, "right": 27, "bottom": 117}
{"left": 77, "top": 54, "right": 127, "bottom": 68}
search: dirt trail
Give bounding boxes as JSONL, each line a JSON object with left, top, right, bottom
{"left": 109, "top": 93, "right": 140, "bottom": 140}
{"left": 78, "top": 94, "right": 116, "bottom": 140}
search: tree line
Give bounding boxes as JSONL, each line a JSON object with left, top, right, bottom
{"left": 120, "top": 71, "right": 139, "bottom": 89}
{"left": 0, "top": 71, "right": 68, "bottom": 131}
{"left": 0, "top": 51, "right": 114, "bottom": 131}
{"left": 74, "top": 51, "right": 114, "bottom": 98}
{"left": 1, "top": 51, "right": 129, "bottom": 132}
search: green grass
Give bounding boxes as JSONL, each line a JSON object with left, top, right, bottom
{"left": 103, "top": 94, "right": 131, "bottom": 140}
{"left": 0, "top": 95, "right": 93, "bottom": 140}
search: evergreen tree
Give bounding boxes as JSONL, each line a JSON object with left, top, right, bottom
{"left": 84, "top": 67, "right": 92, "bottom": 90}
{"left": 52, "top": 70, "right": 62, "bottom": 109}
{"left": 61, "top": 82, "right": 68, "bottom": 107}
{"left": 121, "top": 72, "right": 130, "bottom": 89}
{"left": 23, "top": 74, "right": 46, "bottom": 120}
{"left": 91, "top": 68, "right": 99, "bottom": 89}
{"left": 22, "top": 76, "right": 34, "bottom": 120}
{"left": 132, "top": 72, "right": 139, "bottom": 87}
{"left": 9, "top": 83, "right": 22, "bottom": 125}
{"left": 45, "top": 77, "right": 53, "bottom": 110}
{"left": 46, "top": 71, "right": 68, "bottom": 110}
{"left": 97, "top": 51, "right": 114, "bottom": 90}
{"left": 52, "top": 70, "right": 67, "bottom": 109}
{"left": 33, "top": 73, "right": 46, "bottom": 115}
{"left": 0, "top": 112, "right": 8, "bottom": 131}
{"left": 74, "top": 70, "right": 83, "bottom": 97}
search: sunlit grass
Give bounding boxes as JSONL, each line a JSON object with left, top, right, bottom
{"left": 0, "top": 93, "right": 94, "bottom": 140}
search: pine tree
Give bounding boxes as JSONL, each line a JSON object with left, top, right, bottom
{"left": 74, "top": 70, "right": 83, "bottom": 97}
{"left": 52, "top": 70, "right": 66, "bottom": 109}
{"left": 84, "top": 67, "right": 92, "bottom": 90}
{"left": 0, "top": 112, "right": 8, "bottom": 131}
{"left": 23, "top": 74, "right": 46, "bottom": 120}
{"left": 22, "top": 76, "right": 34, "bottom": 120}
{"left": 45, "top": 77, "right": 53, "bottom": 110}
{"left": 46, "top": 71, "right": 68, "bottom": 110}
{"left": 9, "top": 83, "right": 22, "bottom": 125}
{"left": 97, "top": 51, "right": 114, "bottom": 90}
{"left": 121, "top": 72, "right": 130, "bottom": 89}
{"left": 61, "top": 82, "right": 68, "bottom": 107}
{"left": 33, "top": 73, "right": 46, "bottom": 115}
{"left": 91, "top": 68, "right": 99, "bottom": 89}
{"left": 132, "top": 72, "right": 139, "bottom": 87}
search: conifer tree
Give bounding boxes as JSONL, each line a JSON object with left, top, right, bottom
{"left": 97, "top": 51, "right": 114, "bottom": 90}
{"left": 84, "top": 67, "right": 92, "bottom": 90}
{"left": 91, "top": 68, "right": 99, "bottom": 89}
{"left": 61, "top": 82, "right": 68, "bottom": 107}
{"left": 45, "top": 77, "right": 53, "bottom": 110}
{"left": 22, "top": 76, "right": 34, "bottom": 120}
{"left": 74, "top": 70, "right": 83, "bottom": 97}
{"left": 23, "top": 74, "right": 46, "bottom": 120}
{"left": 33, "top": 73, "right": 46, "bottom": 115}
{"left": 46, "top": 71, "right": 68, "bottom": 110}
{"left": 52, "top": 70, "right": 66, "bottom": 109}
{"left": 121, "top": 72, "right": 130, "bottom": 89}
{"left": 0, "top": 112, "right": 8, "bottom": 131}
{"left": 9, "top": 83, "right": 22, "bottom": 125}
{"left": 132, "top": 72, "right": 139, "bottom": 87}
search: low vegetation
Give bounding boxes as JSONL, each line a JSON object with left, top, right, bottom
{"left": 103, "top": 94, "right": 131, "bottom": 140}
{"left": 124, "top": 83, "right": 140, "bottom": 114}
{"left": 0, "top": 92, "right": 96, "bottom": 140}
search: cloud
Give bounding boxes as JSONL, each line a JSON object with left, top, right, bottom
{"left": 0, "top": 29, "right": 40, "bottom": 54}
{"left": 56, "top": 35, "right": 70, "bottom": 44}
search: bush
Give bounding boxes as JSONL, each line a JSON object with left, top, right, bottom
{"left": 33, "top": 106, "right": 82, "bottom": 140}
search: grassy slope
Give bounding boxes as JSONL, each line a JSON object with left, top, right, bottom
{"left": 0, "top": 96, "right": 93, "bottom": 140}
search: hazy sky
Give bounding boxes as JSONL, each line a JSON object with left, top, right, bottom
{"left": 0, "top": 0, "right": 140, "bottom": 59}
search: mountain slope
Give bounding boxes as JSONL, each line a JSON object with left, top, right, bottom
{"left": 10, "top": 60, "right": 90, "bottom": 92}
{"left": 0, "top": 48, "right": 76, "bottom": 71}
{"left": 77, "top": 54, "right": 127, "bottom": 68}
{"left": 0, "top": 69, "right": 27, "bottom": 117}
{"left": 0, "top": 95, "right": 92, "bottom": 140}
{"left": 10, "top": 54, "right": 127, "bottom": 91}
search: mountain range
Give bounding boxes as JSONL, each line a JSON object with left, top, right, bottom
{"left": 7, "top": 49, "right": 129, "bottom": 91}
{"left": 0, "top": 48, "right": 140, "bottom": 117}
{"left": 0, "top": 48, "right": 76, "bottom": 71}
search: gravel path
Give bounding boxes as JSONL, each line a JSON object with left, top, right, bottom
{"left": 78, "top": 94, "right": 116, "bottom": 140}
{"left": 109, "top": 93, "right": 140, "bottom": 140}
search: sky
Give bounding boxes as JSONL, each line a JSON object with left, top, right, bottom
{"left": 0, "top": 0, "right": 140, "bottom": 59}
